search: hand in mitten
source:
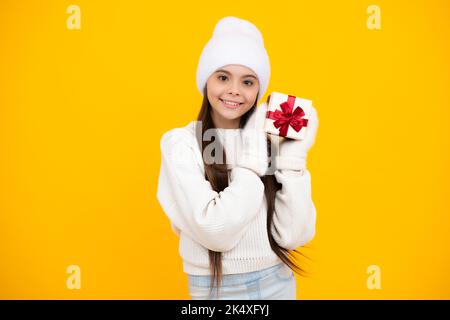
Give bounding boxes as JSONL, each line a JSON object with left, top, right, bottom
{"left": 217, "top": 102, "right": 269, "bottom": 177}
{"left": 237, "top": 101, "right": 270, "bottom": 176}
{"left": 275, "top": 105, "right": 319, "bottom": 173}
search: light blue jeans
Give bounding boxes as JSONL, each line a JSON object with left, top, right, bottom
{"left": 187, "top": 263, "right": 296, "bottom": 300}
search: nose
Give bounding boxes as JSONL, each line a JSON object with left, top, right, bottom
{"left": 227, "top": 80, "right": 241, "bottom": 96}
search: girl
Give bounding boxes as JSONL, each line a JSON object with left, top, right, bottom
{"left": 157, "top": 16, "right": 319, "bottom": 300}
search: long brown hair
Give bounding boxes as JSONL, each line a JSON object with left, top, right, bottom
{"left": 196, "top": 86, "right": 312, "bottom": 298}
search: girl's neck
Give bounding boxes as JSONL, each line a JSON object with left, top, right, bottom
{"left": 211, "top": 112, "right": 240, "bottom": 129}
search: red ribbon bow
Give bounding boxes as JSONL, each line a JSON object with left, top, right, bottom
{"left": 266, "top": 95, "right": 309, "bottom": 137}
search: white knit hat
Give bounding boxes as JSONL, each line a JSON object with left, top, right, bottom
{"left": 196, "top": 16, "right": 271, "bottom": 102}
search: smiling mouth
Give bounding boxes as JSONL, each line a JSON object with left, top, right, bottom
{"left": 220, "top": 98, "right": 243, "bottom": 109}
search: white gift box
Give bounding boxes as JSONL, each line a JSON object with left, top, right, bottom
{"left": 264, "top": 91, "right": 312, "bottom": 140}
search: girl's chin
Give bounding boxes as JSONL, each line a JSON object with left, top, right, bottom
{"left": 215, "top": 109, "right": 243, "bottom": 121}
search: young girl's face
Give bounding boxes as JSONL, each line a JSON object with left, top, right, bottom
{"left": 206, "top": 64, "right": 260, "bottom": 129}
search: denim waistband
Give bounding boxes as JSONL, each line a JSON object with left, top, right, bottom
{"left": 187, "top": 262, "right": 284, "bottom": 287}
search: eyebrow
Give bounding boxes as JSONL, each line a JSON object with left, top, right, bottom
{"left": 214, "top": 69, "right": 258, "bottom": 80}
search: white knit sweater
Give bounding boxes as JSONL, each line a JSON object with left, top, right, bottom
{"left": 156, "top": 120, "right": 317, "bottom": 275}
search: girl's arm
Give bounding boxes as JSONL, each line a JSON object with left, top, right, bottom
{"left": 270, "top": 169, "right": 317, "bottom": 250}
{"left": 157, "top": 128, "right": 265, "bottom": 253}
{"left": 170, "top": 221, "right": 181, "bottom": 237}
{"left": 270, "top": 104, "right": 319, "bottom": 250}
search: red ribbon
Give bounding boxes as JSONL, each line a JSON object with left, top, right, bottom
{"left": 266, "top": 95, "right": 309, "bottom": 137}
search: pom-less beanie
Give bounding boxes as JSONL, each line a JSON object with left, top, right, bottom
{"left": 196, "top": 16, "right": 271, "bottom": 102}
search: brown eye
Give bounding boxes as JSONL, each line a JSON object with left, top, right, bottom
{"left": 218, "top": 75, "right": 228, "bottom": 81}
{"left": 244, "top": 80, "right": 253, "bottom": 86}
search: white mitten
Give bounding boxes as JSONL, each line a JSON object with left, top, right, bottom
{"left": 216, "top": 102, "right": 269, "bottom": 177}
{"left": 275, "top": 105, "right": 319, "bottom": 172}
{"left": 238, "top": 102, "right": 269, "bottom": 176}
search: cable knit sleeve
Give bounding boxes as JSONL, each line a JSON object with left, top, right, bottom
{"left": 270, "top": 169, "right": 317, "bottom": 250}
{"left": 156, "top": 128, "right": 265, "bottom": 253}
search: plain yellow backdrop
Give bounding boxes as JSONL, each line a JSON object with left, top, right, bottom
{"left": 1, "top": 0, "right": 449, "bottom": 299}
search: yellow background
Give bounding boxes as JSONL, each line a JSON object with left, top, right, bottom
{"left": 1, "top": 0, "right": 449, "bottom": 299}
